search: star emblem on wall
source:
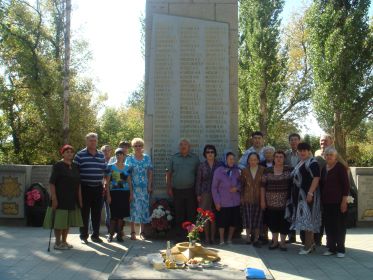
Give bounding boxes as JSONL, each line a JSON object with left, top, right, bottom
{"left": 0, "top": 176, "right": 22, "bottom": 200}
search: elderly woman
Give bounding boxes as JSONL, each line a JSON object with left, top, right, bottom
{"left": 126, "top": 138, "right": 153, "bottom": 240}
{"left": 320, "top": 147, "right": 349, "bottom": 258}
{"left": 105, "top": 148, "right": 131, "bottom": 242}
{"left": 260, "top": 146, "right": 275, "bottom": 168}
{"left": 43, "top": 145, "right": 83, "bottom": 250}
{"left": 288, "top": 142, "right": 321, "bottom": 255}
{"left": 241, "top": 152, "right": 265, "bottom": 247}
{"left": 196, "top": 144, "right": 220, "bottom": 244}
{"left": 261, "top": 151, "right": 292, "bottom": 251}
{"left": 212, "top": 152, "right": 241, "bottom": 245}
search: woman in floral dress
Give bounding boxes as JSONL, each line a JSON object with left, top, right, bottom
{"left": 126, "top": 138, "right": 153, "bottom": 240}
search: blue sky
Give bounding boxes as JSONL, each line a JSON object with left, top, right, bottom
{"left": 71, "top": 0, "right": 372, "bottom": 136}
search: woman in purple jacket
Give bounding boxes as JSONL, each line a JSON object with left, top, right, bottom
{"left": 212, "top": 151, "right": 241, "bottom": 245}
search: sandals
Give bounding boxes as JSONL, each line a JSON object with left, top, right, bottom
{"left": 54, "top": 243, "right": 69, "bottom": 250}
{"left": 130, "top": 232, "right": 137, "bottom": 240}
{"left": 63, "top": 242, "right": 73, "bottom": 249}
{"left": 139, "top": 232, "right": 146, "bottom": 240}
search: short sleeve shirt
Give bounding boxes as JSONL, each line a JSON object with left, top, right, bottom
{"left": 49, "top": 161, "right": 80, "bottom": 210}
{"left": 167, "top": 153, "right": 200, "bottom": 189}
{"left": 105, "top": 164, "right": 130, "bottom": 191}
{"left": 73, "top": 148, "right": 106, "bottom": 186}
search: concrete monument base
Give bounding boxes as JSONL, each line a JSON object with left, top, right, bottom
{"left": 109, "top": 241, "right": 273, "bottom": 279}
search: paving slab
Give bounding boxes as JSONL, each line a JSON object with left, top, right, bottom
{"left": 255, "top": 227, "right": 373, "bottom": 280}
{"left": 109, "top": 241, "right": 273, "bottom": 279}
{"left": 1, "top": 226, "right": 373, "bottom": 280}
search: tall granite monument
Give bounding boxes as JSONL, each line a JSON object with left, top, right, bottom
{"left": 145, "top": 0, "right": 238, "bottom": 196}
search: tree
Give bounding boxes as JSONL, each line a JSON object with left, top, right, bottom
{"left": 238, "top": 0, "right": 312, "bottom": 150}
{"left": 63, "top": 0, "right": 71, "bottom": 144}
{"left": 0, "top": 0, "right": 97, "bottom": 163}
{"left": 97, "top": 85, "right": 145, "bottom": 149}
{"left": 306, "top": 0, "right": 373, "bottom": 158}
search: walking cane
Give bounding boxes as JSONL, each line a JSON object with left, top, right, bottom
{"left": 47, "top": 208, "right": 56, "bottom": 252}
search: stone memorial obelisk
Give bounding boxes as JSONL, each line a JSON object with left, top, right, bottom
{"left": 145, "top": 0, "right": 238, "bottom": 196}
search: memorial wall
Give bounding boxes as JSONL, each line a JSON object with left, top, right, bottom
{"left": 148, "top": 15, "right": 230, "bottom": 193}
{"left": 145, "top": 0, "right": 238, "bottom": 195}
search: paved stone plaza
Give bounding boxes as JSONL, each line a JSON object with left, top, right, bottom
{"left": 0, "top": 225, "right": 372, "bottom": 280}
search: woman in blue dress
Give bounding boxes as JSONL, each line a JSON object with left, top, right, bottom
{"left": 126, "top": 138, "right": 153, "bottom": 240}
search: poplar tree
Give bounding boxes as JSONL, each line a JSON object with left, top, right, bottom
{"left": 306, "top": 0, "right": 373, "bottom": 158}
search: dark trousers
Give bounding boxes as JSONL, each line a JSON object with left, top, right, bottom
{"left": 173, "top": 188, "right": 197, "bottom": 236}
{"left": 323, "top": 203, "right": 347, "bottom": 253}
{"left": 103, "top": 198, "right": 111, "bottom": 231}
{"left": 80, "top": 185, "right": 104, "bottom": 239}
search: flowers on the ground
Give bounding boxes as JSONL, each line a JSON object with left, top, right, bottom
{"left": 26, "top": 189, "right": 42, "bottom": 207}
{"left": 151, "top": 199, "right": 173, "bottom": 232}
{"left": 182, "top": 207, "right": 215, "bottom": 241}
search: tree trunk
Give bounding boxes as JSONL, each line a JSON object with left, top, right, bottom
{"left": 63, "top": 0, "right": 71, "bottom": 144}
{"left": 259, "top": 80, "right": 268, "bottom": 137}
{"left": 333, "top": 112, "right": 347, "bottom": 159}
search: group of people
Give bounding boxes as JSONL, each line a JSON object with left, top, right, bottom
{"left": 168, "top": 132, "right": 350, "bottom": 258}
{"left": 43, "top": 133, "right": 153, "bottom": 249}
{"left": 43, "top": 131, "right": 350, "bottom": 259}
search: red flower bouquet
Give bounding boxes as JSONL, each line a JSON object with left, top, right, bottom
{"left": 26, "top": 189, "right": 42, "bottom": 207}
{"left": 182, "top": 208, "right": 215, "bottom": 242}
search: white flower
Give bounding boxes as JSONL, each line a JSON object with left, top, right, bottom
{"left": 347, "top": 196, "right": 354, "bottom": 204}
{"left": 167, "top": 215, "right": 173, "bottom": 221}
{"left": 166, "top": 210, "right": 170, "bottom": 214}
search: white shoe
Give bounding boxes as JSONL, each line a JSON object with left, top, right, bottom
{"left": 299, "top": 247, "right": 314, "bottom": 255}
{"left": 336, "top": 253, "right": 345, "bottom": 258}
{"left": 323, "top": 251, "right": 335, "bottom": 256}
{"left": 219, "top": 241, "right": 225, "bottom": 246}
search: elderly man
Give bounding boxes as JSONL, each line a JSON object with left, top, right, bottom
{"left": 74, "top": 133, "right": 107, "bottom": 244}
{"left": 315, "top": 134, "right": 348, "bottom": 169}
{"left": 239, "top": 131, "right": 265, "bottom": 169}
{"left": 285, "top": 133, "right": 301, "bottom": 168}
{"left": 166, "top": 139, "right": 200, "bottom": 239}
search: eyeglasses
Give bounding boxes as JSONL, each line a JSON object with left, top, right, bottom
{"left": 205, "top": 151, "right": 214, "bottom": 154}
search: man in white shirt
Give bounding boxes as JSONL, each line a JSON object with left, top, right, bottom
{"left": 284, "top": 133, "right": 301, "bottom": 168}
{"left": 239, "top": 131, "right": 265, "bottom": 169}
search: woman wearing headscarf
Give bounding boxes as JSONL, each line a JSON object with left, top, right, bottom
{"left": 288, "top": 142, "right": 321, "bottom": 255}
{"left": 43, "top": 145, "right": 83, "bottom": 250}
{"left": 241, "top": 152, "right": 265, "bottom": 247}
{"left": 212, "top": 151, "right": 241, "bottom": 245}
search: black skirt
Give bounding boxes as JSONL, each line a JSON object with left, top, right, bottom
{"left": 109, "top": 190, "right": 130, "bottom": 219}
{"left": 266, "top": 209, "right": 290, "bottom": 235}
{"left": 216, "top": 206, "right": 241, "bottom": 228}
